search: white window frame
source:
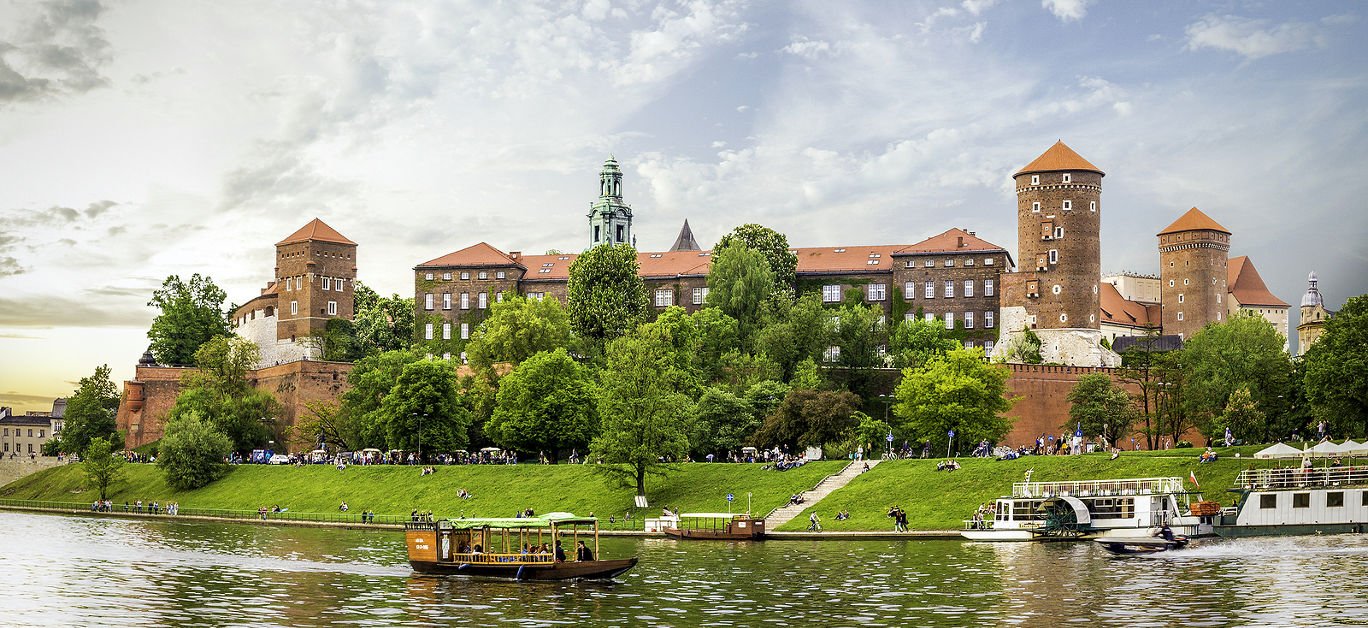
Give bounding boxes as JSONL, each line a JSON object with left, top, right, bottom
{"left": 478, "top": 271, "right": 487, "bottom": 280}
{"left": 984, "top": 340, "right": 995, "bottom": 354}
{"left": 655, "top": 288, "right": 673, "bottom": 307}
{"left": 925, "top": 312, "right": 934, "bottom": 322}
{"left": 496, "top": 270, "right": 506, "bottom": 279}
{"left": 424, "top": 323, "right": 434, "bottom": 340}
{"left": 1030, "top": 175, "right": 1039, "bottom": 185}
{"left": 1179, "top": 294, "right": 1185, "bottom": 303}
{"left": 867, "top": 283, "right": 886, "bottom": 301}
{"left": 1054, "top": 226, "right": 1063, "bottom": 239}
{"left": 327, "top": 301, "right": 337, "bottom": 316}
{"left": 322, "top": 277, "right": 331, "bottom": 291}
{"left": 1062, "top": 200, "right": 1072, "bottom": 210}
{"left": 905, "top": 282, "right": 915, "bottom": 298}
{"left": 1090, "top": 201, "right": 1097, "bottom": 212}
{"left": 1032, "top": 201, "right": 1041, "bottom": 213}
{"left": 965, "top": 311, "right": 974, "bottom": 329}
{"left": 461, "top": 323, "right": 469, "bottom": 339}
{"left": 985, "top": 279, "right": 995, "bottom": 297}
{"left": 985, "top": 257, "right": 994, "bottom": 266}
{"left": 822, "top": 285, "right": 842, "bottom": 303}
{"left": 425, "top": 273, "right": 434, "bottom": 281}
{"left": 290, "top": 301, "right": 298, "bottom": 316}
{"left": 425, "top": 294, "right": 434, "bottom": 310}
{"left": 442, "top": 293, "right": 451, "bottom": 310}
{"left": 945, "top": 259, "right": 954, "bottom": 267}
{"left": 964, "top": 280, "right": 973, "bottom": 298}
{"left": 496, "top": 292, "right": 504, "bottom": 303}
{"left": 964, "top": 258, "right": 973, "bottom": 267}
{"left": 460, "top": 271, "right": 470, "bottom": 280}
{"left": 925, "top": 281, "right": 934, "bottom": 299}
{"left": 442, "top": 323, "right": 451, "bottom": 340}
{"left": 924, "top": 259, "right": 934, "bottom": 268}
{"left": 1048, "top": 249, "right": 1059, "bottom": 265}
{"left": 460, "top": 293, "right": 470, "bottom": 309}
{"left": 442, "top": 272, "right": 451, "bottom": 281}
{"left": 692, "top": 287, "right": 705, "bottom": 305}
{"left": 986, "top": 311, "right": 994, "bottom": 328}
{"left": 944, "top": 280, "right": 954, "bottom": 298}
{"left": 945, "top": 313, "right": 954, "bottom": 330}
{"left": 285, "top": 277, "right": 292, "bottom": 291}
{"left": 1062, "top": 173, "right": 1071, "bottom": 183}
{"left": 478, "top": 292, "right": 487, "bottom": 309}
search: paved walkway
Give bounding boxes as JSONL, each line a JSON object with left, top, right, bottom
{"left": 765, "top": 458, "right": 881, "bottom": 528}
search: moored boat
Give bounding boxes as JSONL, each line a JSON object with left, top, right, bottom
{"left": 661, "top": 513, "right": 765, "bottom": 540}
{"left": 1215, "top": 465, "right": 1368, "bottom": 537}
{"left": 961, "top": 476, "right": 1213, "bottom": 542}
{"left": 405, "top": 513, "right": 637, "bottom": 580}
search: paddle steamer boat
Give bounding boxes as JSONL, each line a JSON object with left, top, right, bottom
{"left": 960, "top": 476, "right": 1214, "bottom": 541}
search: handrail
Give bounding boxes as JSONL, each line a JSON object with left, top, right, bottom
{"left": 452, "top": 552, "right": 555, "bottom": 564}
{"left": 1011, "top": 477, "right": 1184, "bottom": 498}
{"left": 1235, "top": 466, "right": 1368, "bottom": 489}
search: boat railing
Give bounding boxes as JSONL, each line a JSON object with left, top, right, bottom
{"left": 962, "top": 519, "right": 995, "bottom": 530}
{"left": 1011, "top": 477, "right": 1184, "bottom": 498}
{"left": 1234, "top": 465, "right": 1368, "bottom": 490}
{"left": 453, "top": 552, "right": 556, "bottom": 564}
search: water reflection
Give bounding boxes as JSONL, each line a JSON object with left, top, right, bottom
{"left": 1, "top": 511, "right": 1365, "bottom": 627}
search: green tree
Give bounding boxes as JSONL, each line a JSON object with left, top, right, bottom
{"left": 893, "top": 348, "right": 1016, "bottom": 454}
{"left": 715, "top": 223, "right": 798, "bottom": 295}
{"left": 852, "top": 412, "right": 894, "bottom": 457}
{"left": 157, "top": 414, "right": 232, "bottom": 489}
{"left": 146, "top": 273, "right": 231, "bottom": 365}
{"left": 59, "top": 364, "right": 121, "bottom": 455}
{"left": 1303, "top": 294, "right": 1368, "bottom": 438}
{"left": 567, "top": 243, "right": 648, "bottom": 345}
{"left": 83, "top": 436, "right": 125, "bottom": 501}
{"left": 889, "top": 316, "right": 957, "bottom": 370}
{"left": 293, "top": 400, "right": 362, "bottom": 451}
{"left": 375, "top": 358, "right": 472, "bottom": 457}
{"left": 352, "top": 282, "right": 415, "bottom": 355}
{"left": 1155, "top": 350, "right": 1193, "bottom": 448}
{"left": 789, "top": 358, "right": 825, "bottom": 391}
{"left": 1115, "top": 335, "right": 1176, "bottom": 450}
{"left": 1064, "top": 373, "right": 1135, "bottom": 447}
{"left": 833, "top": 301, "right": 887, "bottom": 400}
{"left": 690, "top": 307, "right": 741, "bottom": 384}
{"left": 163, "top": 336, "right": 280, "bottom": 453}
{"left": 591, "top": 327, "right": 692, "bottom": 497}
{"left": 755, "top": 293, "right": 833, "bottom": 381}
{"left": 339, "top": 350, "right": 422, "bottom": 448}
{"left": 706, "top": 240, "right": 776, "bottom": 345}
{"left": 466, "top": 294, "right": 572, "bottom": 371}
{"left": 317, "top": 317, "right": 359, "bottom": 362}
{"left": 714, "top": 351, "right": 781, "bottom": 396}
{"left": 691, "top": 386, "right": 758, "bottom": 457}
{"left": 1003, "top": 329, "right": 1043, "bottom": 364}
{"left": 487, "top": 348, "right": 597, "bottom": 462}
{"left": 1181, "top": 311, "right": 1292, "bottom": 441}
{"left": 1218, "top": 387, "right": 1264, "bottom": 444}
{"left": 752, "top": 389, "right": 862, "bottom": 450}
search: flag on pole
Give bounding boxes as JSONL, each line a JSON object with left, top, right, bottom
{"left": 1189, "top": 470, "right": 1200, "bottom": 489}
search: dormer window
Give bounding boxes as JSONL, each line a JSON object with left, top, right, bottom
{"left": 559, "top": 256, "right": 570, "bottom": 260}
{"left": 834, "top": 248, "right": 846, "bottom": 253}
{"left": 866, "top": 259, "right": 879, "bottom": 265}
{"left": 868, "top": 253, "right": 880, "bottom": 258}
{"left": 542, "top": 263, "right": 554, "bottom": 267}
{"left": 650, "top": 254, "right": 662, "bottom": 258}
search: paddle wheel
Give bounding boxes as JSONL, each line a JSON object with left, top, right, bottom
{"left": 1034, "top": 499, "right": 1088, "bottom": 538}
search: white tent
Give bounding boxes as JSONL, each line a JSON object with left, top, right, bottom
{"left": 1254, "top": 443, "right": 1303, "bottom": 459}
{"left": 1307, "top": 441, "right": 1344, "bottom": 457}
{"left": 1337, "top": 440, "right": 1368, "bottom": 457}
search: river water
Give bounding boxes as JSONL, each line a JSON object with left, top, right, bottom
{"left": 2, "top": 511, "right": 1366, "bottom": 627}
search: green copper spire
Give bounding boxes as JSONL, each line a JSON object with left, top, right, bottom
{"left": 588, "top": 156, "right": 633, "bottom": 248}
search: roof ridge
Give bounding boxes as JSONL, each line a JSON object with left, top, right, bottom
{"left": 1158, "top": 207, "right": 1231, "bottom": 235}
{"left": 1015, "top": 141, "right": 1104, "bottom": 176}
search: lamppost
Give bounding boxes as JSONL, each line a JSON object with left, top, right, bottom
{"left": 412, "top": 412, "right": 428, "bottom": 464}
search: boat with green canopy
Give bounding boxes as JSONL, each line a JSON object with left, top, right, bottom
{"left": 404, "top": 512, "right": 637, "bottom": 580}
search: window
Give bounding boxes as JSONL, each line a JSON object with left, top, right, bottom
{"left": 460, "top": 293, "right": 470, "bottom": 309}
{"left": 964, "top": 311, "right": 974, "bottom": 329}
{"left": 478, "top": 271, "right": 487, "bottom": 280}
{"left": 1293, "top": 493, "right": 1310, "bottom": 508}
{"left": 985, "top": 279, "right": 994, "bottom": 297}
{"left": 424, "top": 323, "right": 434, "bottom": 340}
{"left": 443, "top": 272, "right": 451, "bottom": 280}
{"left": 539, "top": 269, "right": 551, "bottom": 274}
{"left": 461, "top": 272, "right": 470, "bottom": 280}
{"left": 985, "top": 311, "right": 994, "bottom": 328}
{"left": 945, "top": 314, "right": 954, "bottom": 330}
{"left": 478, "top": 292, "right": 487, "bottom": 309}
{"left": 1062, "top": 173, "right": 1071, "bottom": 183}
{"left": 425, "top": 273, "right": 434, "bottom": 281}
{"left": 461, "top": 323, "right": 469, "bottom": 339}
{"left": 1177, "top": 312, "right": 1185, "bottom": 321}
{"left": 655, "top": 288, "right": 673, "bottom": 307}
{"left": 327, "top": 301, "right": 337, "bottom": 316}
{"left": 944, "top": 280, "right": 954, "bottom": 298}
{"left": 824, "top": 346, "right": 841, "bottom": 362}
{"left": 985, "top": 257, "right": 994, "bottom": 265}
{"left": 442, "top": 353, "right": 451, "bottom": 361}
{"left": 945, "top": 259, "right": 954, "bottom": 267}
{"left": 965, "top": 340, "right": 974, "bottom": 350}
{"left": 594, "top": 225, "right": 600, "bottom": 242}
{"left": 1052, "top": 284, "right": 1062, "bottom": 295}
{"left": 1054, "top": 226, "right": 1063, "bottom": 239}
{"left": 1169, "top": 280, "right": 1175, "bottom": 287}
{"left": 964, "top": 258, "right": 974, "bottom": 267}
{"left": 822, "top": 285, "right": 842, "bottom": 303}
{"left": 905, "top": 282, "right": 915, "bottom": 298}
{"left": 285, "top": 277, "right": 292, "bottom": 291}
{"left": 692, "top": 287, "right": 709, "bottom": 305}
{"left": 38, "top": 430, "right": 43, "bottom": 437}
{"left": 497, "top": 271, "right": 506, "bottom": 279}
{"left": 925, "top": 312, "right": 934, "bottom": 322}
{"left": 442, "top": 323, "right": 451, "bottom": 340}
{"left": 984, "top": 340, "right": 994, "bottom": 354}
{"left": 925, "top": 281, "right": 935, "bottom": 299}
{"left": 866, "top": 259, "right": 879, "bottom": 265}
{"left": 322, "top": 277, "right": 332, "bottom": 290}
{"left": 527, "top": 292, "right": 544, "bottom": 300}
{"left": 867, "top": 284, "right": 886, "bottom": 301}
{"left": 1048, "top": 249, "right": 1058, "bottom": 265}
{"left": 1090, "top": 201, "right": 1096, "bottom": 212}
{"left": 1032, "top": 202, "right": 1041, "bottom": 213}
{"left": 1060, "top": 313, "right": 1068, "bottom": 323}
{"left": 964, "top": 280, "right": 973, "bottom": 298}
{"left": 1062, "top": 200, "right": 1072, "bottom": 210}
{"left": 442, "top": 293, "right": 451, "bottom": 310}
{"left": 924, "top": 259, "right": 934, "bottom": 268}
{"left": 291, "top": 301, "right": 298, "bottom": 316}
{"left": 1030, "top": 175, "right": 1039, "bottom": 185}
{"left": 1178, "top": 294, "right": 1185, "bottom": 303}
{"left": 1260, "top": 494, "right": 1277, "bottom": 509}
{"left": 1327, "top": 492, "right": 1344, "bottom": 508}
{"left": 496, "top": 292, "right": 504, "bottom": 303}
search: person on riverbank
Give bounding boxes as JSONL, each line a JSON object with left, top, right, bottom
{"left": 808, "top": 512, "right": 822, "bottom": 532}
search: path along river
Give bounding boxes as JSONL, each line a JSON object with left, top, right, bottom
{"left": 2, "top": 511, "right": 1366, "bottom": 627}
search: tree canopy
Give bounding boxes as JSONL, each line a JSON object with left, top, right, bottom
{"left": 753, "top": 388, "right": 862, "bottom": 450}
{"left": 466, "top": 294, "right": 572, "bottom": 372}
{"left": 889, "top": 316, "right": 957, "bottom": 370}
{"left": 1302, "top": 294, "right": 1368, "bottom": 438}
{"left": 566, "top": 243, "right": 648, "bottom": 344}
{"left": 60, "top": 364, "right": 121, "bottom": 455}
{"left": 1064, "top": 373, "right": 1135, "bottom": 447}
{"left": 351, "top": 282, "right": 416, "bottom": 356}
{"left": 339, "top": 349, "right": 422, "bottom": 448}
{"left": 487, "top": 348, "right": 597, "bottom": 461}
{"left": 893, "top": 348, "right": 1016, "bottom": 454}
{"left": 592, "top": 327, "right": 692, "bottom": 496}
{"left": 715, "top": 224, "right": 798, "bottom": 295}
{"left": 706, "top": 240, "right": 775, "bottom": 346}
{"left": 375, "top": 358, "right": 472, "bottom": 457}
{"left": 83, "top": 436, "right": 124, "bottom": 501}
{"left": 157, "top": 413, "right": 233, "bottom": 489}
{"left": 163, "top": 337, "right": 279, "bottom": 453}
{"left": 146, "top": 273, "right": 231, "bottom": 365}
{"left": 1181, "top": 311, "right": 1292, "bottom": 441}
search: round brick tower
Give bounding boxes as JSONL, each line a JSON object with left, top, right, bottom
{"left": 1014, "top": 140, "right": 1104, "bottom": 331}
{"left": 1158, "top": 207, "right": 1230, "bottom": 340}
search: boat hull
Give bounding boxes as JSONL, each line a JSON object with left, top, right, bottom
{"left": 1095, "top": 537, "right": 1188, "bottom": 555}
{"left": 663, "top": 528, "right": 764, "bottom": 541}
{"left": 1214, "top": 523, "right": 1367, "bottom": 538}
{"left": 409, "top": 558, "right": 638, "bottom": 580}
{"left": 960, "top": 529, "right": 1037, "bottom": 541}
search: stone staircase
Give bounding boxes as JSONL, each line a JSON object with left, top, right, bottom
{"left": 765, "top": 458, "right": 881, "bottom": 528}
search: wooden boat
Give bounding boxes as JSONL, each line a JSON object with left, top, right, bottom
{"left": 405, "top": 512, "right": 637, "bottom": 580}
{"left": 1095, "top": 536, "right": 1190, "bottom": 555}
{"left": 661, "top": 513, "right": 765, "bottom": 540}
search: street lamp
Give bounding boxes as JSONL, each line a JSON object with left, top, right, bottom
{"left": 412, "top": 412, "right": 429, "bottom": 464}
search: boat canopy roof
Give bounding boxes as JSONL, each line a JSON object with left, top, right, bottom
{"left": 1040, "top": 496, "right": 1092, "bottom": 525}
{"left": 679, "top": 513, "right": 751, "bottom": 519}
{"left": 443, "top": 512, "right": 596, "bottom": 530}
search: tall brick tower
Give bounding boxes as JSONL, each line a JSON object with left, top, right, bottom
{"left": 275, "top": 218, "right": 358, "bottom": 344}
{"left": 994, "top": 141, "right": 1118, "bottom": 366}
{"left": 1157, "top": 207, "right": 1230, "bottom": 340}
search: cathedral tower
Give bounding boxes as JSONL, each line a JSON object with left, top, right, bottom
{"left": 1157, "top": 207, "right": 1230, "bottom": 340}
{"left": 587, "top": 157, "right": 634, "bottom": 249}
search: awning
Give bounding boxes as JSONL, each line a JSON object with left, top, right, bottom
{"left": 1041, "top": 496, "right": 1092, "bottom": 525}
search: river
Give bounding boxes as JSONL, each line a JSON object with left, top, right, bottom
{"left": 1, "top": 511, "right": 1365, "bottom": 626}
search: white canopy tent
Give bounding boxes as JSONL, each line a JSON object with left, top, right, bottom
{"left": 1254, "top": 443, "right": 1303, "bottom": 459}
{"left": 1308, "top": 441, "right": 1346, "bottom": 457}
{"left": 1338, "top": 440, "right": 1368, "bottom": 456}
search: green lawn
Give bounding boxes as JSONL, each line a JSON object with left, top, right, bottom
{"left": 776, "top": 447, "right": 1273, "bottom": 531}
{"left": 0, "top": 461, "right": 844, "bottom": 524}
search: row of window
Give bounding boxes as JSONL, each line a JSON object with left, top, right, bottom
{"left": 653, "top": 287, "right": 712, "bottom": 307}
{"left": 1, "top": 442, "right": 36, "bottom": 453}
{"left": 905, "top": 257, "right": 996, "bottom": 269}
{"left": 822, "top": 339, "right": 996, "bottom": 362}
{"left": 1030, "top": 200, "right": 1097, "bottom": 212}
{"left": 282, "top": 276, "right": 349, "bottom": 292}
{"left": 425, "top": 292, "right": 503, "bottom": 310}
{"left": 1259, "top": 492, "right": 1366, "bottom": 509}
{"left": 820, "top": 280, "right": 996, "bottom": 303}
{"left": 425, "top": 322, "right": 471, "bottom": 341}
{"left": 425, "top": 270, "right": 508, "bottom": 281}
{"left": 1, "top": 428, "right": 44, "bottom": 437}
{"left": 285, "top": 300, "right": 338, "bottom": 316}
{"left": 908, "top": 310, "right": 995, "bottom": 329}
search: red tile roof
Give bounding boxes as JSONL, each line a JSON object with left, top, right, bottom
{"left": 1228, "top": 256, "right": 1289, "bottom": 308}
{"left": 417, "top": 242, "right": 521, "bottom": 269}
{"left": 1158, "top": 207, "right": 1230, "bottom": 236}
{"left": 894, "top": 228, "right": 1009, "bottom": 255}
{"left": 1099, "top": 282, "right": 1156, "bottom": 329}
{"left": 519, "top": 250, "right": 715, "bottom": 281}
{"left": 1016, "top": 141, "right": 1104, "bottom": 176}
{"left": 276, "top": 218, "right": 356, "bottom": 246}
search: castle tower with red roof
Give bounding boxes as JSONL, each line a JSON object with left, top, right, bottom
{"left": 1157, "top": 207, "right": 1230, "bottom": 340}
{"left": 275, "top": 218, "right": 358, "bottom": 343}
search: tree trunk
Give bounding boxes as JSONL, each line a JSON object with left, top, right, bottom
{"left": 635, "top": 464, "right": 646, "bottom": 497}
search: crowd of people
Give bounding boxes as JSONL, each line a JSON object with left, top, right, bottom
{"left": 967, "top": 502, "right": 998, "bottom": 530}
{"left": 887, "top": 506, "right": 908, "bottom": 532}
{"left": 89, "top": 499, "right": 179, "bottom": 515}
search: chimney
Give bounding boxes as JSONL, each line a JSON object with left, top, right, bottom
{"left": 957, "top": 236, "right": 965, "bottom": 248}
{"left": 509, "top": 251, "right": 520, "bottom": 260}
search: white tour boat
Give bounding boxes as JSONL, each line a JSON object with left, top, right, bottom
{"left": 1215, "top": 465, "right": 1368, "bottom": 537}
{"left": 961, "top": 476, "right": 1214, "bottom": 541}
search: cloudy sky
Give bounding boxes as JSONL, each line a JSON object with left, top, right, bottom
{"left": 1, "top": 0, "right": 1364, "bottom": 411}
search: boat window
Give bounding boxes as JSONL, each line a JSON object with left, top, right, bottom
{"left": 1293, "top": 493, "right": 1310, "bottom": 509}
{"left": 1259, "top": 494, "right": 1277, "bottom": 509}
{"left": 1364, "top": 492, "right": 1368, "bottom": 507}
{"left": 1327, "top": 492, "right": 1344, "bottom": 508}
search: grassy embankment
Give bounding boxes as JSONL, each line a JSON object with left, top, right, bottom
{"left": 775, "top": 445, "right": 1275, "bottom": 531}
{"left": 0, "top": 461, "right": 844, "bottom": 523}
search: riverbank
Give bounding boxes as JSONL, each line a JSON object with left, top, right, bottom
{"left": 0, "top": 447, "right": 1274, "bottom": 531}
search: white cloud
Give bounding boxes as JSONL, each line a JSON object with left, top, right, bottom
{"left": 1185, "top": 14, "right": 1327, "bottom": 60}
{"left": 781, "top": 36, "right": 833, "bottom": 59}
{"left": 1042, "top": 0, "right": 1093, "bottom": 22}
{"left": 961, "top": 0, "right": 998, "bottom": 17}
